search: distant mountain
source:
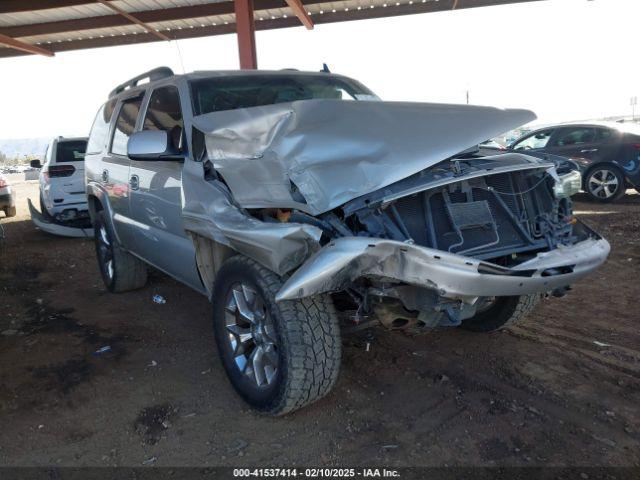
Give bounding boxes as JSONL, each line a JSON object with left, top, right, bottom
{"left": 0, "top": 138, "right": 49, "bottom": 159}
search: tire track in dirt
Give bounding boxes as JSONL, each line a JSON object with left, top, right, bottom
{"left": 509, "top": 326, "right": 640, "bottom": 380}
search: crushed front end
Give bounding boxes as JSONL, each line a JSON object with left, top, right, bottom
{"left": 275, "top": 153, "right": 609, "bottom": 332}
{"left": 187, "top": 99, "right": 608, "bottom": 332}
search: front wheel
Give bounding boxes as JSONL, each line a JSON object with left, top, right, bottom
{"left": 584, "top": 166, "right": 626, "bottom": 202}
{"left": 460, "top": 294, "right": 540, "bottom": 332}
{"left": 212, "top": 255, "right": 341, "bottom": 415}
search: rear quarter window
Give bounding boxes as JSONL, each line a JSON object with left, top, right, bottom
{"left": 86, "top": 99, "right": 116, "bottom": 154}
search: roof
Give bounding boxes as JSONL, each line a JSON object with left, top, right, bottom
{"left": 528, "top": 121, "right": 640, "bottom": 133}
{"left": 106, "top": 65, "right": 364, "bottom": 99}
{"left": 0, "top": 0, "right": 545, "bottom": 59}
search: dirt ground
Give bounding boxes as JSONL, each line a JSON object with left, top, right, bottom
{"left": 0, "top": 174, "right": 639, "bottom": 468}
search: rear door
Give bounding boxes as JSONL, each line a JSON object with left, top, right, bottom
{"left": 128, "top": 85, "right": 201, "bottom": 289}
{"left": 103, "top": 94, "right": 144, "bottom": 248}
{"left": 546, "top": 126, "right": 599, "bottom": 162}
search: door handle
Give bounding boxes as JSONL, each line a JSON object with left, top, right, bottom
{"left": 580, "top": 148, "right": 598, "bottom": 153}
{"left": 101, "top": 169, "right": 109, "bottom": 182}
{"left": 129, "top": 174, "right": 139, "bottom": 191}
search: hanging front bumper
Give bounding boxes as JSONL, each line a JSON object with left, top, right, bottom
{"left": 276, "top": 233, "right": 610, "bottom": 302}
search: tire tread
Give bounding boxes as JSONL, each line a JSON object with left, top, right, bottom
{"left": 216, "top": 255, "right": 341, "bottom": 415}
{"left": 94, "top": 211, "right": 147, "bottom": 293}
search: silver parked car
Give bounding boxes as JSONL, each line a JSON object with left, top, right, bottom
{"left": 85, "top": 67, "right": 609, "bottom": 415}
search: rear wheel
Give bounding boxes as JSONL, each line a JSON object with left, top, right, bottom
{"left": 94, "top": 211, "right": 147, "bottom": 293}
{"left": 212, "top": 255, "right": 341, "bottom": 415}
{"left": 584, "top": 166, "right": 625, "bottom": 202}
{"left": 4, "top": 206, "right": 16, "bottom": 218}
{"left": 460, "top": 294, "right": 539, "bottom": 332}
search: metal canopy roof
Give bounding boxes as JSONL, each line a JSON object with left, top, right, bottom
{"left": 0, "top": 0, "right": 543, "bottom": 59}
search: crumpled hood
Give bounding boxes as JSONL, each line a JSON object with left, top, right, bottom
{"left": 193, "top": 99, "right": 536, "bottom": 215}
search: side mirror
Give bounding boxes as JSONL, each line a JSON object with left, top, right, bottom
{"left": 127, "top": 130, "right": 183, "bottom": 161}
{"left": 30, "top": 159, "right": 42, "bottom": 169}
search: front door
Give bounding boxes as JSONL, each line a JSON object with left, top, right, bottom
{"left": 128, "top": 85, "right": 201, "bottom": 290}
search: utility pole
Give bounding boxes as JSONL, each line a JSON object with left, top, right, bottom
{"left": 466, "top": 90, "right": 470, "bottom": 105}
{"left": 631, "top": 96, "right": 637, "bottom": 122}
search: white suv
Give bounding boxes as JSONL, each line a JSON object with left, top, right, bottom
{"left": 34, "top": 136, "right": 89, "bottom": 226}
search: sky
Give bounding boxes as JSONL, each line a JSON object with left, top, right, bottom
{"left": 0, "top": 0, "right": 638, "bottom": 141}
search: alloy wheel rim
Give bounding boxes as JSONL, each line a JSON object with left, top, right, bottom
{"left": 224, "top": 283, "right": 279, "bottom": 387}
{"left": 588, "top": 169, "right": 619, "bottom": 199}
{"left": 98, "top": 225, "right": 114, "bottom": 280}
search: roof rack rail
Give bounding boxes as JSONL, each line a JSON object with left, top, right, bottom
{"left": 109, "top": 66, "right": 174, "bottom": 98}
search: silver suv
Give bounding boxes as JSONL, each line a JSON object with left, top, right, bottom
{"left": 86, "top": 67, "right": 609, "bottom": 415}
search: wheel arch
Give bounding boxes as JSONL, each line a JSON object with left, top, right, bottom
{"left": 582, "top": 162, "right": 626, "bottom": 202}
{"left": 86, "top": 182, "right": 121, "bottom": 244}
{"left": 189, "top": 232, "right": 237, "bottom": 300}
{"left": 582, "top": 161, "right": 625, "bottom": 187}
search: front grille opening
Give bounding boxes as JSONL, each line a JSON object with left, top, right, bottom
{"left": 387, "top": 170, "right": 567, "bottom": 260}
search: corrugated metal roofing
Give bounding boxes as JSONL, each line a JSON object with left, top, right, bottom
{"left": 0, "top": 0, "right": 544, "bottom": 58}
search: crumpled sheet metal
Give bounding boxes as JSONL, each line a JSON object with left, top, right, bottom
{"left": 192, "top": 99, "right": 536, "bottom": 215}
{"left": 275, "top": 236, "right": 611, "bottom": 302}
{"left": 28, "top": 198, "right": 93, "bottom": 238}
{"left": 180, "top": 161, "right": 322, "bottom": 276}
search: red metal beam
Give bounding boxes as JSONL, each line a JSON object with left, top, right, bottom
{"left": 0, "top": 0, "right": 543, "bottom": 39}
{"left": 0, "top": 0, "right": 97, "bottom": 14}
{"left": 284, "top": 0, "right": 313, "bottom": 29}
{"left": 234, "top": 0, "right": 257, "bottom": 70}
{"left": 0, "top": 0, "right": 546, "bottom": 59}
{"left": 0, "top": 2, "right": 239, "bottom": 38}
{"left": 95, "top": 0, "right": 171, "bottom": 41}
{"left": 0, "top": 33, "right": 54, "bottom": 56}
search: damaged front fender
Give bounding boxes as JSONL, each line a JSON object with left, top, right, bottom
{"left": 181, "top": 161, "right": 322, "bottom": 277}
{"left": 275, "top": 233, "right": 610, "bottom": 302}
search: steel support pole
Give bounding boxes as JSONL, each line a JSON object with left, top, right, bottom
{"left": 234, "top": 0, "right": 257, "bottom": 69}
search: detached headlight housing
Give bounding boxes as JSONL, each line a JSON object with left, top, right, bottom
{"left": 553, "top": 170, "right": 582, "bottom": 198}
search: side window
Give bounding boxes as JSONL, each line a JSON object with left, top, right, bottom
{"left": 512, "top": 129, "right": 553, "bottom": 150}
{"left": 110, "top": 96, "right": 143, "bottom": 156}
{"left": 551, "top": 127, "right": 596, "bottom": 147}
{"left": 595, "top": 128, "right": 616, "bottom": 142}
{"left": 143, "top": 86, "right": 184, "bottom": 152}
{"left": 86, "top": 99, "right": 116, "bottom": 154}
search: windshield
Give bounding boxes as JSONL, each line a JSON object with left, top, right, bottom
{"left": 190, "top": 74, "right": 378, "bottom": 115}
{"left": 56, "top": 140, "right": 87, "bottom": 162}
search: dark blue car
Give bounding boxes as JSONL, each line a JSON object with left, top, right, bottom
{"left": 510, "top": 122, "right": 640, "bottom": 202}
